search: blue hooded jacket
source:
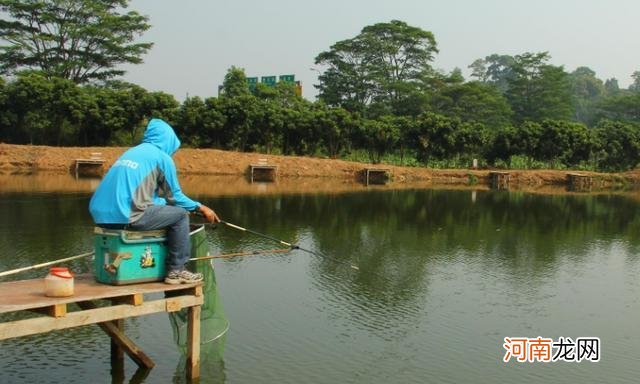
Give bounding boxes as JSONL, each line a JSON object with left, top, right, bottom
{"left": 89, "top": 119, "right": 200, "bottom": 224}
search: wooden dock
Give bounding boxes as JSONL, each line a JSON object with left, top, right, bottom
{"left": 363, "top": 168, "right": 391, "bottom": 185}
{"left": 74, "top": 152, "right": 105, "bottom": 178}
{"left": 249, "top": 158, "right": 278, "bottom": 182}
{"left": 0, "top": 274, "right": 204, "bottom": 380}
{"left": 489, "top": 171, "right": 511, "bottom": 190}
{"left": 566, "top": 173, "right": 593, "bottom": 191}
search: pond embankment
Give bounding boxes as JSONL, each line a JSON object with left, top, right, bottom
{"left": 1, "top": 143, "right": 639, "bottom": 191}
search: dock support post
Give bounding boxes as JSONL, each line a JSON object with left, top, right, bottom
{"left": 76, "top": 301, "right": 155, "bottom": 369}
{"left": 111, "top": 318, "right": 125, "bottom": 380}
{"left": 187, "top": 305, "right": 202, "bottom": 379}
{"left": 110, "top": 312, "right": 125, "bottom": 361}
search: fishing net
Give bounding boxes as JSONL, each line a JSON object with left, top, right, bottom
{"left": 168, "top": 225, "right": 229, "bottom": 371}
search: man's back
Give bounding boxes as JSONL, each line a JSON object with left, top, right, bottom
{"left": 89, "top": 118, "right": 198, "bottom": 225}
{"left": 89, "top": 142, "right": 167, "bottom": 224}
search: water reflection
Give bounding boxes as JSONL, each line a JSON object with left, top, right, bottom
{"left": 0, "top": 192, "right": 94, "bottom": 280}
{"left": 209, "top": 189, "right": 640, "bottom": 279}
{"left": 2, "top": 179, "right": 640, "bottom": 383}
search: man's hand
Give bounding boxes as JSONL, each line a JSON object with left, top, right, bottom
{"left": 198, "top": 204, "right": 220, "bottom": 223}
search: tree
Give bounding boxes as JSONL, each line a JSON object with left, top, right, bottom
{"left": 629, "top": 71, "right": 640, "bottom": 92}
{"left": 592, "top": 120, "right": 640, "bottom": 171}
{"left": 569, "top": 67, "right": 605, "bottom": 125}
{"left": 603, "top": 78, "right": 620, "bottom": 96}
{"left": 598, "top": 93, "right": 640, "bottom": 124}
{"left": 174, "top": 96, "right": 226, "bottom": 148}
{"left": 3, "top": 72, "right": 53, "bottom": 143}
{"left": 469, "top": 54, "right": 515, "bottom": 93}
{"left": 280, "top": 102, "right": 316, "bottom": 155}
{"left": 358, "top": 117, "right": 400, "bottom": 163}
{"left": 312, "top": 105, "right": 355, "bottom": 158}
{"left": 220, "top": 94, "right": 259, "bottom": 151}
{"left": 505, "top": 52, "right": 573, "bottom": 123}
{"left": 315, "top": 20, "right": 438, "bottom": 116}
{"left": 252, "top": 99, "right": 285, "bottom": 153}
{"left": 429, "top": 81, "right": 512, "bottom": 128}
{"left": 412, "top": 112, "right": 490, "bottom": 163}
{"left": 103, "top": 81, "right": 178, "bottom": 145}
{"left": 200, "top": 97, "right": 227, "bottom": 148}
{"left": 536, "top": 120, "right": 593, "bottom": 166}
{"left": 221, "top": 66, "right": 250, "bottom": 98}
{"left": 0, "top": 77, "right": 11, "bottom": 141}
{"left": 254, "top": 81, "right": 300, "bottom": 106}
{"left": 47, "top": 75, "right": 84, "bottom": 145}
{"left": 0, "top": 0, "right": 152, "bottom": 83}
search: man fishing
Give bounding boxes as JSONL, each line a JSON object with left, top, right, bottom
{"left": 89, "top": 118, "right": 219, "bottom": 284}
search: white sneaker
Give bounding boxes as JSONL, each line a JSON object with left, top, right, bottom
{"left": 164, "top": 269, "right": 203, "bottom": 284}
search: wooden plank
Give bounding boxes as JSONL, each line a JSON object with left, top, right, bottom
{"left": 186, "top": 305, "right": 202, "bottom": 379}
{"left": 77, "top": 301, "right": 155, "bottom": 369}
{"left": 111, "top": 293, "right": 144, "bottom": 306}
{"left": 30, "top": 303, "right": 67, "bottom": 318}
{"left": 75, "top": 159, "right": 105, "bottom": 164}
{"left": 165, "top": 298, "right": 182, "bottom": 312}
{"left": 0, "top": 274, "right": 202, "bottom": 314}
{"left": 0, "top": 294, "right": 203, "bottom": 340}
{"left": 49, "top": 303, "right": 67, "bottom": 317}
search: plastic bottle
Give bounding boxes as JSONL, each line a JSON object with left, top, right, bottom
{"left": 45, "top": 267, "right": 74, "bottom": 297}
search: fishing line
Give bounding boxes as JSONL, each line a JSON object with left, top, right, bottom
{"left": 189, "top": 248, "right": 292, "bottom": 262}
{"left": 205, "top": 220, "right": 360, "bottom": 270}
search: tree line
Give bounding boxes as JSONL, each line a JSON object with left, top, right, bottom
{"left": 0, "top": 3, "right": 639, "bottom": 171}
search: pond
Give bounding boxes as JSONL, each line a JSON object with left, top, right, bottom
{"left": 1, "top": 175, "right": 639, "bottom": 383}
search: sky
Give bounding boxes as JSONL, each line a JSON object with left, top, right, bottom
{"left": 121, "top": 0, "right": 640, "bottom": 101}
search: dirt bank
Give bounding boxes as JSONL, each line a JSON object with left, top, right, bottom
{"left": 1, "top": 143, "right": 639, "bottom": 190}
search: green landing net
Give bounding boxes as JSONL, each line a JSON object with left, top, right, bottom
{"left": 168, "top": 225, "right": 229, "bottom": 366}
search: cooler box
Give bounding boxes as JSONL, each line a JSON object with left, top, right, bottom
{"left": 93, "top": 224, "right": 207, "bottom": 285}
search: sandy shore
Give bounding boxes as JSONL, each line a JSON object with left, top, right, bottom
{"left": 1, "top": 143, "right": 639, "bottom": 192}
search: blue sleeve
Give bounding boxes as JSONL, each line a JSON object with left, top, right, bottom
{"left": 153, "top": 196, "right": 167, "bottom": 206}
{"left": 159, "top": 154, "right": 200, "bottom": 211}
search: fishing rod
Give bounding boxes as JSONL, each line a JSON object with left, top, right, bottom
{"left": 214, "top": 220, "right": 360, "bottom": 270}
{"left": 189, "top": 248, "right": 292, "bottom": 262}
{"left": 0, "top": 251, "right": 95, "bottom": 278}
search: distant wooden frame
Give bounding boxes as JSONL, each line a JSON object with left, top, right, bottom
{"left": 75, "top": 152, "right": 105, "bottom": 178}
{"left": 249, "top": 158, "right": 277, "bottom": 182}
{"left": 363, "top": 168, "right": 390, "bottom": 186}
{"left": 566, "top": 173, "right": 593, "bottom": 191}
{"left": 489, "top": 171, "right": 510, "bottom": 190}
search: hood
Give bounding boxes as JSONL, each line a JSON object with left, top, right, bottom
{"left": 142, "top": 118, "right": 181, "bottom": 155}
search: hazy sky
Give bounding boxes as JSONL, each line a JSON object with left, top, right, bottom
{"left": 122, "top": 0, "right": 640, "bottom": 101}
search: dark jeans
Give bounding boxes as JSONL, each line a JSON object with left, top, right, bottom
{"left": 129, "top": 205, "right": 190, "bottom": 273}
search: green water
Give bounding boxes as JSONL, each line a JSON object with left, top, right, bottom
{"left": 1, "top": 187, "right": 640, "bottom": 383}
